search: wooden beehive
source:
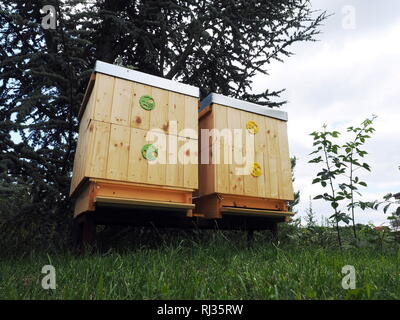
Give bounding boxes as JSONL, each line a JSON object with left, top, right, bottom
{"left": 70, "top": 61, "right": 199, "bottom": 218}
{"left": 195, "top": 93, "right": 294, "bottom": 220}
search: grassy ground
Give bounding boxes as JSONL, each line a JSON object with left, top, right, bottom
{"left": 0, "top": 231, "right": 399, "bottom": 300}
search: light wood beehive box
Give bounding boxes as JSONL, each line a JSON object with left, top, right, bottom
{"left": 70, "top": 61, "right": 199, "bottom": 217}
{"left": 196, "top": 93, "right": 294, "bottom": 220}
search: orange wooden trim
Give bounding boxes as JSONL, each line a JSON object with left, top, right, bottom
{"left": 194, "top": 193, "right": 289, "bottom": 219}
{"left": 73, "top": 181, "right": 96, "bottom": 217}
{"left": 220, "top": 194, "right": 286, "bottom": 211}
{"left": 89, "top": 178, "right": 194, "bottom": 193}
{"left": 198, "top": 105, "right": 212, "bottom": 119}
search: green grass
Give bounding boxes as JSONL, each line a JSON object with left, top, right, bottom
{"left": 0, "top": 233, "right": 399, "bottom": 300}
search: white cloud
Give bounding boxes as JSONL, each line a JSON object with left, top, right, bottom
{"left": 252, "top": 1, "right": 400, "bottom": 226}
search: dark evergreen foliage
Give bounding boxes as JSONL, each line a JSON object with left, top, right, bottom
{"left": 0, "top": 0, "right": 326, "bottom": 250}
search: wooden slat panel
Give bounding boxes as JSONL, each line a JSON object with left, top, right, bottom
{"left": 80, "top": 79, "right": 97, "bottom": 132}
{"left": 198, "top": 108, "right": 215, "bottom": 196}
{"left": 213, "top": 106, "right": 230, "bottom": 194}
{"left": 106, "top": 124, "right": 130, "bottom": 181}
{"left": 254, "top": 113, "right": 267, "bottom": 198}
{"left": 85, "top": 121, "right": 111, "bottom": 179}
{"left": 149, "top": 87, "right": 169, "bottom": 133}
{"left": 277, "top": 121, "right": 294, "bottom": 200}
{"left": 93, "top": 73, "right": 114, "bottom": 123}
{"left": 168, "top": 92, "right": 185, "bottom": 137}
{"left": 110, "top": 78, "right": 133, "bottom": 126}
{"left": 146, "top": 129, "right": 167, "bottom": 186}
{"left": 183, "top": 95, "right": 198, "bottom": 138}
{"left": 181, "top": 137, "right": 198, "bottom": 189}
{"left": 265, "top": 117, "right": 279, "bottom": 199}
{"left": 131, "top": 83, "right": 151, "bottom": 130}
{"left": 227, "top": 107, "right": 244, "bottom": 195}
{"left": 240, "top": 110, "right": 257, "bottom": 196}
{"left": 127, "top": 128, "right": 148, "bottom": 184}
{"left": 166, "top": 134, "right": 184, "bottom": 187}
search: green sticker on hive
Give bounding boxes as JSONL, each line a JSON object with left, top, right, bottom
{"left": 141, "top": 144, "right": 158, "bottom": 161}
{"left": 139, "top": 95, "right": 155, "bottom": 111}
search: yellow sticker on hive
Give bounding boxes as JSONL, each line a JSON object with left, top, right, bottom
{"left": 246, "top": 121, "right": 259, "bottom": 134}
{"left": 251, "top": 162, "right": 262, "bottom": 177}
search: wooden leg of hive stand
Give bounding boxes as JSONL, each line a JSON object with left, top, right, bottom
{"left": 271, "top": 222, "right": 278, "bottom": 243}
{"left": 247, "top": 230, "right": 254, "bottom": 248}
{"left": 81, "top": 214, "right": 96, "bottom": 254}
{"left": 72, "top": 217, "right": 83, "bottom": 254}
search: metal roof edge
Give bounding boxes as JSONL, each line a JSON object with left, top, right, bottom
{"left": 199, "top": 92, "right": 288, "bottom": 121}
{"left": 94, "top": 61, "right": 200, "bottom": 98}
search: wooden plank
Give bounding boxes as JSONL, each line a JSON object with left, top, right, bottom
{"left": 93, "top": 179, "right": 193, "bottom": 203}
{"left": 220, "top": 193, "right": 287, "bottom": 211}
{"left": 78, "top": 73, "right": 96, "bottom": 120}
{"left": 106, "top": 124, "right": 130, "bottom": 181}
{"left": 221, "top": 206, "right": 293, "bottom": 217}
{"left": 166, "top": 133, "right": 184, "bottom": 188}
{"left": 85, "top": 120, "right": 111, "bottom": 179}
{"left": 254, "top": 113, "right": 267, "bottom": 198}
{"left": 93, "top": 73, "right": 114, "bottom": 123}
{"left": 149, "top": 87, "right": 169, "bottom": 133}
{"left": 265, "top": 117, "right": 279, "bottom": 199}
{"left": 95, "top": 196, "right": 195, "bottom": 210}
{"left": 131, "top": 83, "right": 151, "bottom": 130}
{"left": 240, "top": 110, "right": 257, "bottom": 196}
{"left": 277, "top": 121, "right": 295, "bottom": 200}
{"left": 73, "top": 182, "right": 95, "bottom": 217}
{"left": 127, "top": 128, "right": 148, "bottom": 184}
{"left": 146, "top": 129, "right": 167, "bottom": 186}
{"left": 181, "top": 137, "right": 198, "bottom": 189}
{"left": 80, "top": 79, "right": 97, "bottom": 132}
{"left": 168, "top": 92, "right": 185, "bottom": 136}
{"left": 227, "top": 107, "right": 244, "bottom": 195}
{"left": 183, "top": 95, "right": 198, "bottom": 139}
{"left": 198, "top": 108, "right": 215, "bottom": 196}
{"left": 110, "top": 78, "right": 133, "bottom": 126}
{"left": 213, "top": 106, "right": 230, "bottom": 194}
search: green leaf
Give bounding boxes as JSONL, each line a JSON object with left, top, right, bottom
{"left": 383, "top": 203, "right": 391, "bottom": 214}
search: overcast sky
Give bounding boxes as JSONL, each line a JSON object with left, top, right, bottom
{"left": 253, "top": 0, "right": 400, "bottom": 226}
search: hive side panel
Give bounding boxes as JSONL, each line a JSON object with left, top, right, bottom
{"left": 106, "top": 124, "right": 130, "bottom": 181}
{"left": 93, "top": 73, "right": 115, "bottom": 123}
{"left": 227, "top": 107, "right": 244, "bottom": 195}
{"left": 80, "top": 78, "right": 98, "bottom": 132}
{"left": 131, "top": 83, "right": 151, "bottom": 130}
{"left": 277, "top": 121, "right": 294, "bottom": 200}
{"left": 198, "top": 109, "right": 216, "bottom": 196}
{"left": 127, "top": 128, "right": 148, "bottom": 184}
{"left": 70, "top": 125, "right": 85, "bottom": 195}
{"left": 110, "top": 78, "right": 133, "bottom": 127}
{"left": 85, "top": 121, "right": 111, "bottom": 179}
{"left": 70, "top": 87, "right": 97, "bottom": 195}
{"left": 254, "top": 113, "right": 267, "bottom": 198}
{"left": 212, "top": 106, "right": 230, "bottom": 194}
{"left": 265, "top": 117, "right": 280, "bottom": 199}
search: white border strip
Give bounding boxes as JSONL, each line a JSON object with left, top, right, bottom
{"left": 94, "top": 61, "right": 200, "bottom": 98}
{"left": 200, "top": 93, "right": 288, "bottom": 121}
